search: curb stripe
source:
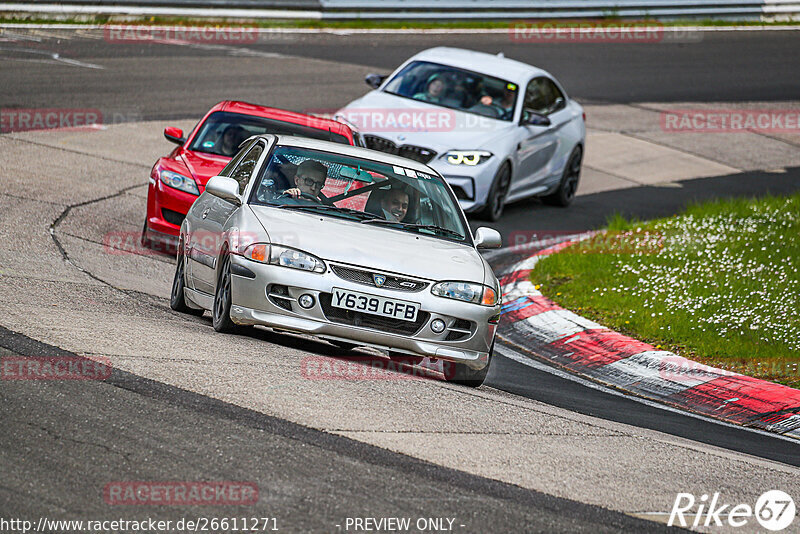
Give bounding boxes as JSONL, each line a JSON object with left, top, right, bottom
{"left": 498, "top": 237, "right": 800, "bottom": 439}
{"left": 550, "top": 329, "right": 652, "bottom": 369}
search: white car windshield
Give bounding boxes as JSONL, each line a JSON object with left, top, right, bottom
{"left": 383, "top": 61, "right": 519, "bottom": 121}
{"left": 250, "top": 145, "right": 469, "bottom": 242}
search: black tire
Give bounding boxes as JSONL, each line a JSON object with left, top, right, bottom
{"left": 170, "top": 244, "right": 204, "bottom": 316}
{"left": 443, "top": 342, "right": 493, "bottom": 387}
{"left": 476, "top": 163, "right": 511, "bottom": 222}
{"left": 543, "top": 146, "right": 582, "bottom": 207}
{"left": 140, "top": 220, "right": 152, "bottom": 248}
{"left": 212, "top": 253, "right": 239, "bottom": 333}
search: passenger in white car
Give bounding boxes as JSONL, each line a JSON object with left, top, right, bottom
{"left": 413, "top": 74, "right": 447, "bottom": 104}
{"left": 380, "top": 188, "right": 410, "bottom": 222}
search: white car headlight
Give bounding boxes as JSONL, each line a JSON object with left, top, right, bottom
{"left": 270, "top": 245, "right": 326, "bottom": 273}
{"left": 159, "top": 170, "right": 199, "bottom": 195}
{"left": 443, "top": 151, "right": 493, "bottom": 166}
{"left": 431, "top": 281, "right": 498, "bottom": 306}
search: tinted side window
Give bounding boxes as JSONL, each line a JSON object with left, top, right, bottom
{"left": 218, "top": 139, "right": 253, "bottom": 178}
{"left": 524, "top": 77, "right": 566, "bottom": 115}
{"left": 229, "top": 142, "right": 264, "bottom": 194}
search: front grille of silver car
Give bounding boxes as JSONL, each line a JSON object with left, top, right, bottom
{"left": 330, "top": 265, "right": 428, "bottom": 292}
{"left": 363, "top": 135, "right": 436, "bottom": 164}
{"left": 319, "top": 293, "right": 429, "bottom": 336}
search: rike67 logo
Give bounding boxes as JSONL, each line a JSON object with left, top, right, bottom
{"left": 669, "top": 490, "right": 795, "bottom": 530}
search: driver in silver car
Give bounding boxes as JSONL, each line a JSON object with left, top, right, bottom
{"left": 283, "top": 160, "right": 328, "bottom": 200}
{"left": 480, "top": 85, "right": 516, "bottom": 120}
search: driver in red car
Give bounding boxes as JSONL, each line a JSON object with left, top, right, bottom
{"left": 283, "top": 160, "right": 328, "bottom": 200}
{"left": 219, "top": 125, "right": 249, "bottom": 156}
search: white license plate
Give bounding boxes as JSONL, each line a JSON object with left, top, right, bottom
{"left": 331, "top": 288, "right": 420, "bottom": 322}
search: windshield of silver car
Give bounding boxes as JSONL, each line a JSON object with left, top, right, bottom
{"left": 249, "top": 145, "right": 469, "bottom": 242}
{"left": 382, "top": 61, "right": 519, "bottom": 121}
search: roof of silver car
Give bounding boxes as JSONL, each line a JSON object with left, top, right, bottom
{"left": 407, "top": 47, "right": 550, "bottom": 84}
{"left": 256, "top": 134, "right": 442, "bottom": 175}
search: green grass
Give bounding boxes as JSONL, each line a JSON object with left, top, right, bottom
{"left": 532, "top": 194, "right": 800, "bottom": 388}
{"left": 1, "top": 16, "right": 798, "bottom": 29}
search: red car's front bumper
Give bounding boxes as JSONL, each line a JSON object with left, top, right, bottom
{"left": 144, "top": 175, "right": 202, "bottom": 247}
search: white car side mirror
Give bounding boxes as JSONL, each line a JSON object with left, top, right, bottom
{"left": 205, "top": 176, "right": 241, "bottom": 205}
{"left": 474, "top": 227, "right": 501, "bottom": 249}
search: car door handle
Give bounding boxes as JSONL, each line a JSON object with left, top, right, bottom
{"left": 201, "top": 208, "right": 210, "bottom": 219}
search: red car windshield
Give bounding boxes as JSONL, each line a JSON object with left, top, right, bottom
{"left": 189, "top": 111, "right": 350, "bottom": 157}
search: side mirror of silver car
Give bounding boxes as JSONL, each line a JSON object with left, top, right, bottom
{"left": 205, "top": 176, "right": 241, "bottom": 205}
{"left": 474, "top": 227, "right": 501, "bottom": 249}
{"left": 520, "top": 109, "right": 551, "bottom": 127}
{"left": 365, "top": 73, "right": 388, "bottom": 89}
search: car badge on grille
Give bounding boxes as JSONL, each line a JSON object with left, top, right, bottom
{"left": 373, "top": 274, "right": 386, "bottom": 287}
{"left": 400, "top": 281, "right": 416, "bottom": 288}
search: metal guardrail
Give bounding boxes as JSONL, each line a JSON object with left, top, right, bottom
{"left": 19, "top": 0, "right": 321, "bottom": 5}
{"left": 3, "top": 0, "right": 798, "bottom": 19}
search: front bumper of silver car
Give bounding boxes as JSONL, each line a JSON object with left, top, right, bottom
{"left": 227, "top": 255, "right": 499, "bottom": 370}
{"left": 428, "top": 157, "right": 503, "bottom": 214}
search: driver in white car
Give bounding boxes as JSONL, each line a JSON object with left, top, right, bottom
{"left": 480, "top": 85, "right": 517, "bottom": 120}
{"left": 283, "top": 160, "right": 328, "bottom": 200}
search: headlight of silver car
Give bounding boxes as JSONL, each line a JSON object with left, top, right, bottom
{"left": 443, "top": 150, "right": 493, "bottom": 166}
{"left": 431, "top": 281, "right": 498, "bottom": 306}
{"left": 273, "top": 245, "right": 326, "bottom": 273}
{"left": 159, "top": 170, "right": 199, "bottom": 195}
{"left": 242, "top": 243, "right": 325, "bottom": 273}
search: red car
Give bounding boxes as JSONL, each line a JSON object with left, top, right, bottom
{"left": 142, "top": 100, "right": 362, "bottom": 249}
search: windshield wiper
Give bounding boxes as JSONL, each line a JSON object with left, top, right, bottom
{"left": 276, "top": 204, "right": 376, "bottom": 220}
{"left": 361, "top": 218, "right": 464, "bottom": 239}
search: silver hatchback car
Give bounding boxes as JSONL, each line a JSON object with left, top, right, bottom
{"left": 171, "top": 134, "right": 502, "bottom": 386}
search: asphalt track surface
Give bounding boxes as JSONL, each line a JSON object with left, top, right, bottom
{"left": 2, "top": 29, "right": 799, "bottom": 110}
{"left": 0, "top": 327, "right": 664, "bottom": 533}
{"left": 1, "top": 27, "right": 800, "bottom": 531}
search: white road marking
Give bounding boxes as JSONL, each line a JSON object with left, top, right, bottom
{"left": 148, "top": 39, "right": 286, "bottom": 59}
{"left": 0, "top": 45, "right": 103, "bottom": 68}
